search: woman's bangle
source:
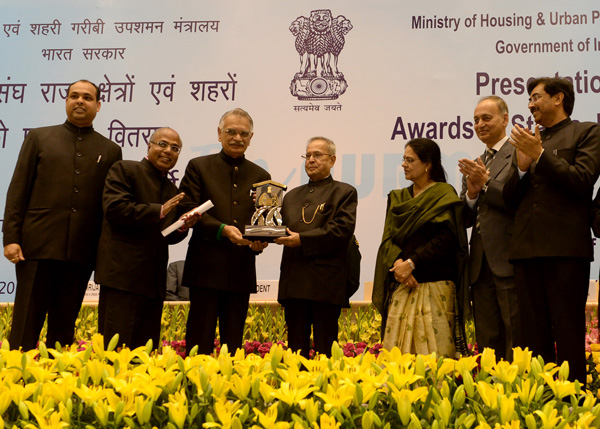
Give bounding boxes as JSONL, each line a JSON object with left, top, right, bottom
{"left": 407, "top": 259, "right": 415, "bottom": 270}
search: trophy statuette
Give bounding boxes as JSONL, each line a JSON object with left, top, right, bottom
{"left": 244, "top": 180, "right": 288, "bottom": 241}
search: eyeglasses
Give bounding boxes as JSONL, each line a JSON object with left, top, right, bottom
{"left": 224, "top": 128, "right": 251, "bottom": 138}
{"left": 529, "top": 92, "right": 547, "bottom": 103}
{"left": 149, "top": 140, "right": 181, "bottom": 153}
{"left": 402, "top": 157, "right": 418, "bottom": 164}
{"left": 301, "top": 152, "right": 333, "bottom": 161}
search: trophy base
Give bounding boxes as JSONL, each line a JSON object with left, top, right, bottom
{"left": 243, "top": 225, "right": 288, "bottom": 242}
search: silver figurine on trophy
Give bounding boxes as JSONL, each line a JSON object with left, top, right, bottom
{"left": 244, "top": 180, "right": 288, "bottom": 241}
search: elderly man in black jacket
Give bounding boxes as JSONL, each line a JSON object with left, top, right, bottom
{"left": 275, "top": 136, "right": 358, "bottom": 358}
{"left": 179, "top": 108, "right": 270, "bottom": 355}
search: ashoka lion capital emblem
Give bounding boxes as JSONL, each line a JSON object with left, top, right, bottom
{"left": 289, "top": 9, "right": 353, "bottom": 100}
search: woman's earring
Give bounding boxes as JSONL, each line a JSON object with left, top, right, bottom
{"left": 425, "top": 168, "right": 428, "bottom": 172}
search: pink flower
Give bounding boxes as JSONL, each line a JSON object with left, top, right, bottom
{"left": 258, "top": 342, "right": 273, "bottom": 357}
{"left": 243, "top": 341, "right": 256, "bottom": 354}
{"left": 369, "top": 344, "right": 383, "bottom": 355}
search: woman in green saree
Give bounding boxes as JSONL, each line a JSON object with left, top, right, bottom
{"left": 373, "top": 138, "right": 470, "bottom": 357}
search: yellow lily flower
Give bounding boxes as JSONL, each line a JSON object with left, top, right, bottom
{"left": 389, "top": 384, "right": 429, "bottom": 425}
{"left": 277, "top": 364, "right": 314, "bottom": 388}
{"left": 524, "top": 413, "right": 537, "bottom": 429}
{"left": 356, "top": 380, "right": 381, "bottom": 405}
{"left": 435, "top": 397, "right": 452, "bottom": 427}
{"left": 558, "top": 360, "right": 570, "bottom": 381}
{"left": 25, "top": 400, "right": 54, "bottom": 426}
{"left": 317, "top": 413, "right": 341, "bottom": 429}
{"left": 48, "top": 348, "right": 86, "bottom": 373}
{"left": 107, "top": 387, "right": 137, "bottom": 417}
{"left": 314, "top": 384, "right": 354, "bottom": 412}
{"left": 258, "top": 381, "right": 275, "bottom": 404}
{"left": 91, "top": 333, "right": 106, "bottom": 360}
{"left": 480, "top": 347, "right": 497, "bottom": 372}
{"left": 9, "top": 382, "right": 37, "bottom": 405}
{"left": 185, "top": 366, "right": 205, "bottom": 395}
{"left": 419, "top": 353, "right": 440, "bottom": 375}
{"left": 512, "top": 347, "right": 532, "bottom": 375}
{"left": 0, "top": 390, "right": 11, "bottom": 414}
{"left": 23, "top": 410, "right": 69, "bottom": 429}
{"left": 93, "top": 399, "right": 110, "bottom": 427}
{"left": 230, "top": 374, "right": 252, "bottom": 400}
{"left": 108, "top": 345, "right": 146, "bottom": 367}
{"left": 45, "top": 372, "right": 78, "bottom": 404}
{"left": 499, "top": 395, "right": 516, "bottom": 424}
{"left": 85, "top": 359, "right": 107, "bottom": 386}
{"left": 573, "top": 411, "right": 596, "bottom": 427}
{"left": 252, "top": 403, "right": 289, "bottom": 428}
{"left": 539, "top": 373, "right": 576, "bottom": 399}
{"left": 134, "top": 395, "right": 153, "bottom": 425}
{"left": 515, "top": 378, "right": 537, "bottom": 406}
{"left": 534, "top": 407, "right": 562, "bottom": 429}
{"left": 298, "top": 397, "right": 319, "bottom": 424}
{"left": 498, "top": 421, "right": 520, "bottom": 429}
{"left": 271, "top": 381, "right": 318, "bottom": 407}
{"left": 217, "top": 345, "right": 233, "bottom": 378}
{"left": 73, "top": 384, "right": 107, "bottom": 407}
{"left": 378, "top": 347, "right": 415, "bottom": 368}
{"left": 212, "top": 396, "right": 242, "bottom": 428}
{"left": 106, "top": 376, "right": 129, "bottom": 392}
{"left": 489, "top": 361, "right": 519, "bottom": 384}
{"left": 476, "top": 380, "right": 502, "bottom": 409}
{"left": 453, "top": 355, "right": 480, "bottom": 378}
{"left": 164, "top": 390, "right": 188, "bottom": 429}
{"left": 386, "top": 364, "right": 423, "bottom": 390}
{"left": 57, "top": 402, "right": 71, "bottom": 426}
{"left": 210, "top": 372, "right": 232, "bottom": 399}
{"left": 138, "top": 380, "right": 165, "bottom": 402}
{"left": 27, "top": 366, "right": 57, "bottom": 383}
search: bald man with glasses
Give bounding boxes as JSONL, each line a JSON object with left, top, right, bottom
{"left": 95, "top": 127, "right": 199, "bottom": 349}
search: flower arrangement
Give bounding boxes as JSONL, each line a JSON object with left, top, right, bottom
{"left": 0, "top": 303, "right": 385, "bottom": 351}
{"left": 0, "top": 335, "right": 599, "bottom": 428}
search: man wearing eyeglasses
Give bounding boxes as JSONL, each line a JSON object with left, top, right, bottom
{"left": 504, "top": 77, "right": 600, "bottom": 383}
{"left": 458, "top": 96, "right": 518, "bottom": 361}
{"left": 95, "top": 127, "right": 199, "bottom": 349}
{"left": 179, "top": 108, "right": 270, "bottom": 355}
{"left": 3, "top": 79, "right": 122, "bottom": 351}
{"left": 275, "top": 136, "right": 358, "bottom": 358}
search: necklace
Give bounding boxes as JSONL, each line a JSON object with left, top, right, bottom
{"left": 302, "top": 202, "right": 325, "bottom": 224}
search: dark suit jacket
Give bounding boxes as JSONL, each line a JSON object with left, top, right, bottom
{"left": 2, "top": 121, "right": 122, "bottom": 266}
{"left": 503, "top": 118, "right": 600, "bottom": 260}
{"left": 178, "top": 150, "right": 270, "bottom": 293}
{"left": 95, "top": 159, "right": 186, "bottom": 299}
{"left": 461, "top": 139, "right": 515, "bottom": 279}
{"left": 278, "top": 176, "right": 358, "bottom": 307}
{"left": 166, "top": 260, "right": 189, "bottom": 301}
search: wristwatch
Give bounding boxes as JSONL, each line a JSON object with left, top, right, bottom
{"left": 481, "top": 177, "right": 491, "bottom": 193}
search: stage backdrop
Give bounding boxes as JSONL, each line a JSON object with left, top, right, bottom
{"left": 1, "top": 0, "right": 599, "bottom": 302}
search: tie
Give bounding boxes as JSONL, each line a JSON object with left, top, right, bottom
{"left": 484, "top": 148, "right": 496, "bottom": 170}
{"left": 476, "top": 148, "right": 496, "bottom": 233}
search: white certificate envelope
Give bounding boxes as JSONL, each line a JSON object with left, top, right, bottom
{"left": 161, "top": 200, "right": 214, "bottom": 237}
